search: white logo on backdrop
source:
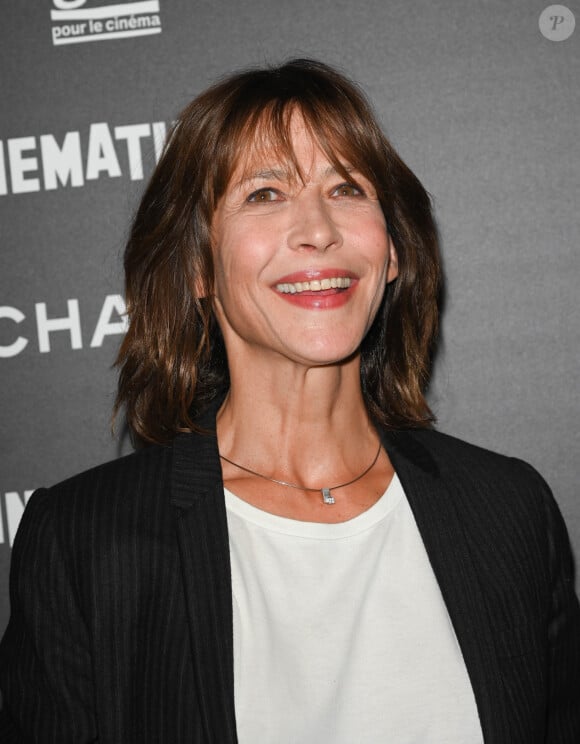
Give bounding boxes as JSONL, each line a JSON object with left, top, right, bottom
{"left": 0, "top": 294, "right": 127, "bottom": 358}
{"left": 0, "top": 120, "right": 167, "bottom": 196}
{"left": 50, "top": 0, "right": 162, "bottom": 46}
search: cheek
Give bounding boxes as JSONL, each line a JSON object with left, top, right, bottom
{"left": 350, "top": 206, "right": 388, "bottom": 247}
{"left": 212, "top": 241, "right": 259, "bottom": 314}
{"left": 216, "top": 218, "right": 266, "bottom": 267}
{"left": 212, "top": 229, "right": 244, "bottom": 295}
{"left": 362, "top": 220, "right": 391, "bottom": 270}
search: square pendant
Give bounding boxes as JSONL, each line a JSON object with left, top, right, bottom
{"left": 322, "top": 488, "right": 335, "bottom": 505}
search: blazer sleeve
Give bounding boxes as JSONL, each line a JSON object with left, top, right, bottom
{"left": 536, "top": 469, "right": 580, "bottom": 742}
{"left": 0, "top": 488, "right": 98, "bottom": 743}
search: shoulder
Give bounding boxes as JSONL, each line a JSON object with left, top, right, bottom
{"left": 18, "top": 443, "right": 175, "bottom": 557}
{"left": 50, "top": 441, "right": 174, "bottom": 497}
{"left": 390, "top": 428, "right": 578, "bottom": 589}
{"left": 397, "top": 427, "right": 549, "bottom": 494}
{"left": 36, "top": 441, "right": 174, "bottom": 511}
{"left": 386, "top": 427, "right": 559, "bottom": 545}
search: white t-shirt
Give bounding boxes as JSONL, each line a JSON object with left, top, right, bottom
{"left": 225, "top": 474, "right": 483, "bottom": 743}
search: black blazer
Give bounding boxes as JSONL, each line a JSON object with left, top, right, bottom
{"left": 1, "top": 400, "right": 579, "bottom": 743}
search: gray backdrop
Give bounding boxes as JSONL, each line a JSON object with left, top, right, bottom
{"left": 1, "top": 0, "right": 578, "bottom": 638}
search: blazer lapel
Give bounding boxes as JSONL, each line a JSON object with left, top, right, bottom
{"left": 382, "top": 430, "right": 510, "bottom": 744}
{"left": 170, "top": 401, "right": 238, "bottom": 744}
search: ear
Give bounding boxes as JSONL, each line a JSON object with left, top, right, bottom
{"left": 386, "top": 236, "right": 398, "bottom": 283}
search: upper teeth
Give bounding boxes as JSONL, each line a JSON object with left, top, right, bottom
{"left": 276, "top": 277, "right": 352, "bottom": 294}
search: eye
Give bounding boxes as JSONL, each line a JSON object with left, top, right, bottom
{"left": 332, "top": 182, "right": 365, "bottom": 197}
{"left": 247, "top": 188, "right": 282, "bottom": 203}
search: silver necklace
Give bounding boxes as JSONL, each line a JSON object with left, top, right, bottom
{"left": 219, "top": 442, "right": 382, "bottom": 505}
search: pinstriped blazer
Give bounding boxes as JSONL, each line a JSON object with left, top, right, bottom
{"left": 1, "top": 398, "right": 579, "bottom": 743}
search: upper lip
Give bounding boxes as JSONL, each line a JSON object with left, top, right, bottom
{"left": 273, "top": 268, "right": 357, "bottom": 285}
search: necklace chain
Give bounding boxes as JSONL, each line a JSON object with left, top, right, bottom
{"left": 219, "top": 441, "right": 382, "bottom": 505}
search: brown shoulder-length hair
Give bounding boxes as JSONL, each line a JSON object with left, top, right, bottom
{"left": 114, "top": 58, "right": 441, "bottom": 445}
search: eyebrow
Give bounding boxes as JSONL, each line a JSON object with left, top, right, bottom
{"left": 236, "top": 168, "right": 288, "bottom": 185}
{"left": 234, "top": 164, "right": 356, "bottom": 189}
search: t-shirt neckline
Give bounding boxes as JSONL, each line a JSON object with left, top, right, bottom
{"left": 224, "top": 472, "right": 403, "bottom": 539}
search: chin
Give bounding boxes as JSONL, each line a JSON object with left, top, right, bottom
{"left": 293, "top": 339, "right": 361, "bottom": 367}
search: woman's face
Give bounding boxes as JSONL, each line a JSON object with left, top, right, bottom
{"left": 210, "top": 113, "right": 398, "bottom": 370}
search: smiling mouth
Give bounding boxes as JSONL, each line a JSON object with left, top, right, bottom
{"left": 275, "top": 277, "right": 353, "bottom": 294}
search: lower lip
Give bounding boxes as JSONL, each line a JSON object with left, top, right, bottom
{"left": 274, "top": 284, "right": 356, "bottom": 309}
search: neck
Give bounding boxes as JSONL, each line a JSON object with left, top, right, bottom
{"left": 217, "top": 354, "right": 378, "bottom": 484}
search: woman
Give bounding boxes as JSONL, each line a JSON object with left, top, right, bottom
{"left": 0, "top": 59, "right": 579, "bottom": 743}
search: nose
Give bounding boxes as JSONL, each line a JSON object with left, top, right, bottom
{"left": 287, "top": 194, "right": 342, "bottom": 253}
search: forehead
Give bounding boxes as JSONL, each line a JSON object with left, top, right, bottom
{"left": 227, "top": 110, "right": 353, "bottom": 189}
